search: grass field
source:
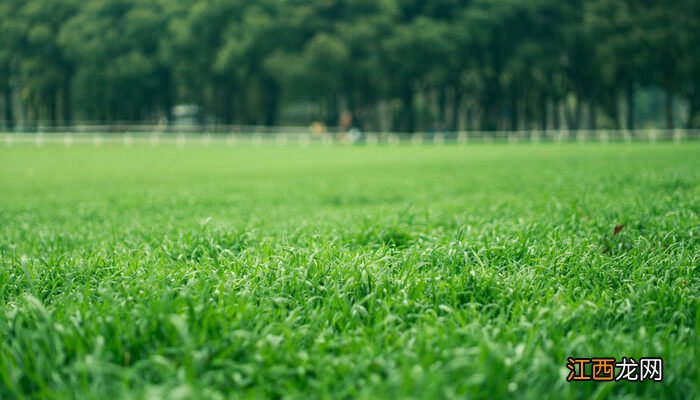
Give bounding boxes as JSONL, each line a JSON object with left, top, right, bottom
{"left": 0, "top": 142, "right": 698, "bottom": 399}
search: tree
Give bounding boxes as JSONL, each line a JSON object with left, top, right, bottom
{"left": 0, "top": 0, "right": 25, "bottom": 129}
{"left": 587, "top": 0, "right": 647, "bottom": 130}
{"left": 1, "top": 0, "right": 698, "bottom": 131}
{"left": 59, "top": 0, "right": 171, "bottom": 122}
{"left": 4, "top": 0, "right": 77, "bottom": 127}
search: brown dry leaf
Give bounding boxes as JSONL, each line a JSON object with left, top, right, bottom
{"left": 613, "top": 224, "right": 624, "bottom": 235}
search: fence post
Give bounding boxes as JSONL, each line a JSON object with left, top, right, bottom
{"left": 576, "top": 130, "right": 587, "bottom": 143}
{"left": 648, "top": 129, "right": 657, "bottom": 143}
{"left": 366, "top": 133, "right": 378, "bottom": 146}
{"left": 64, "top": 133, "right": 74, "bottom": 147}
{"left": 299, "top": 133, "right": 311, "bottom": 146}
{"left": 388, "top": 133, "right": 400, "bottom": 146}
{"left": 149, "top": 134, "right": 160, "bottom": 146}
{"left": 457, "top": 131, "right": 468, "bottom": 144}
{"left": 433, "top": 132, "right": 444, "bottom": 145}
{"left": 276, "top": 133, "right": 287, "bottom": 146}
{"left": 176, "top": 133, "right": 186, "bottom": 147}
{"left": 411, "top": 133, "right": 422, "bottom": 145}
{"left": 322, "top": 133, "right": 333, "bottom": 146}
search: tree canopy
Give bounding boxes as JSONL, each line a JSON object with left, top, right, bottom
{"left": 1, "top": 0, "right": 698, "bottom": 131}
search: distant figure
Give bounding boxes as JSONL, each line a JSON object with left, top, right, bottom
{"left": 310, "top": 121, "right": 327, "bottom": 135}
{"left": 339, "top": 111, "right": 353, "bottom": 133}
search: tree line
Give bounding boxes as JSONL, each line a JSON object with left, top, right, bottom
{"left": 1, "top": 0, "right": 699, "bottom": 132}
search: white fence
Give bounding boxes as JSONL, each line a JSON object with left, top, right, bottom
{"left": 2, "top": 127, "right": 699, "bottom": 147}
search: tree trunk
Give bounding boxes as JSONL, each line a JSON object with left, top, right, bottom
{"left": 400, "top": 86, "right": 415, "bottom": 133}
{"left": 588, "top": 99, "right": 597, "bottom": 131}
{"left": 465, "top": 106, "right": 473, "bottom": 132}
{"left": 687, "top": 88, "right": 698, "bottom": 129}
{"left": 611, "top": 91, "right": 620, "bottom": 130}
{"left": 664, "top": 83, "right": 674, "bottom": 130}
{"left": 262, "top": 78, "right": 279, "bottom": 126}
{"left": 574, "top": 97, "right": 583, "bottom": 132}
{"left": 438, "top": 87, "right": 446, "bottom": 128}
{"left": 49, "top": 90, "right": 58, "bottom": 127}
{"left": 3, "top": 86, "right": 13, "bottom": 130}
{"left": 221, "top": 88, "right": 233, "bottom": 125}
{"left": 510, "top": 95, "right": 518, "bottom": 131}
{"left": 540, "top": 93, "right": 548, "bottom": 131}
{"left": 327, "top": 94, "right": 339, "bottom": 128}
{"left": 451, "top": 88, "right": 462, "bottom": 131}
{"left": 422, "top": 88, "right": 433, "bottom": 132}
{"left": 552, "top": 98, "right": 561, "bottom": 131}
{"left": 626, "top": 83, "right": 635, "bottom": 131}
{"left": 566, "top": 95, "right": 583, "bottom": 131}
{"left": 483, "top": 98, "right": 499, "bottom": 131}
{"left": 523, "top": 91, "right": 533, "bottom": 130}
{"left": 62, "top": 85, "right": 72, "bottom": 125}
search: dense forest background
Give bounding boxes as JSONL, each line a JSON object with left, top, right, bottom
{"left": 1, "top": 0, "right": 699, "bottom": 132}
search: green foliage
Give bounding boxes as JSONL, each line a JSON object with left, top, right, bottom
{"left": 58, "top": 0, "right": 170, "bottom": 121}
{"left": 1, "top": 0, "right": 700, "bottom": 129}
{"left": 0, "top": 143, "right": 698, "bottom": 398}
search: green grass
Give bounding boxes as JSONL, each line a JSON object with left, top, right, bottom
{"left": 0, "top": 142, "right": 698, "bottom": 399}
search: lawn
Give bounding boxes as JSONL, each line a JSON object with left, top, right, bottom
{"left": 0, "top": 142, "right": 698, "bottom": 399}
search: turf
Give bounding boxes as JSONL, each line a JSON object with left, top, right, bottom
{"left": 0, "top": 142, "right": 698, "bottom": 399}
